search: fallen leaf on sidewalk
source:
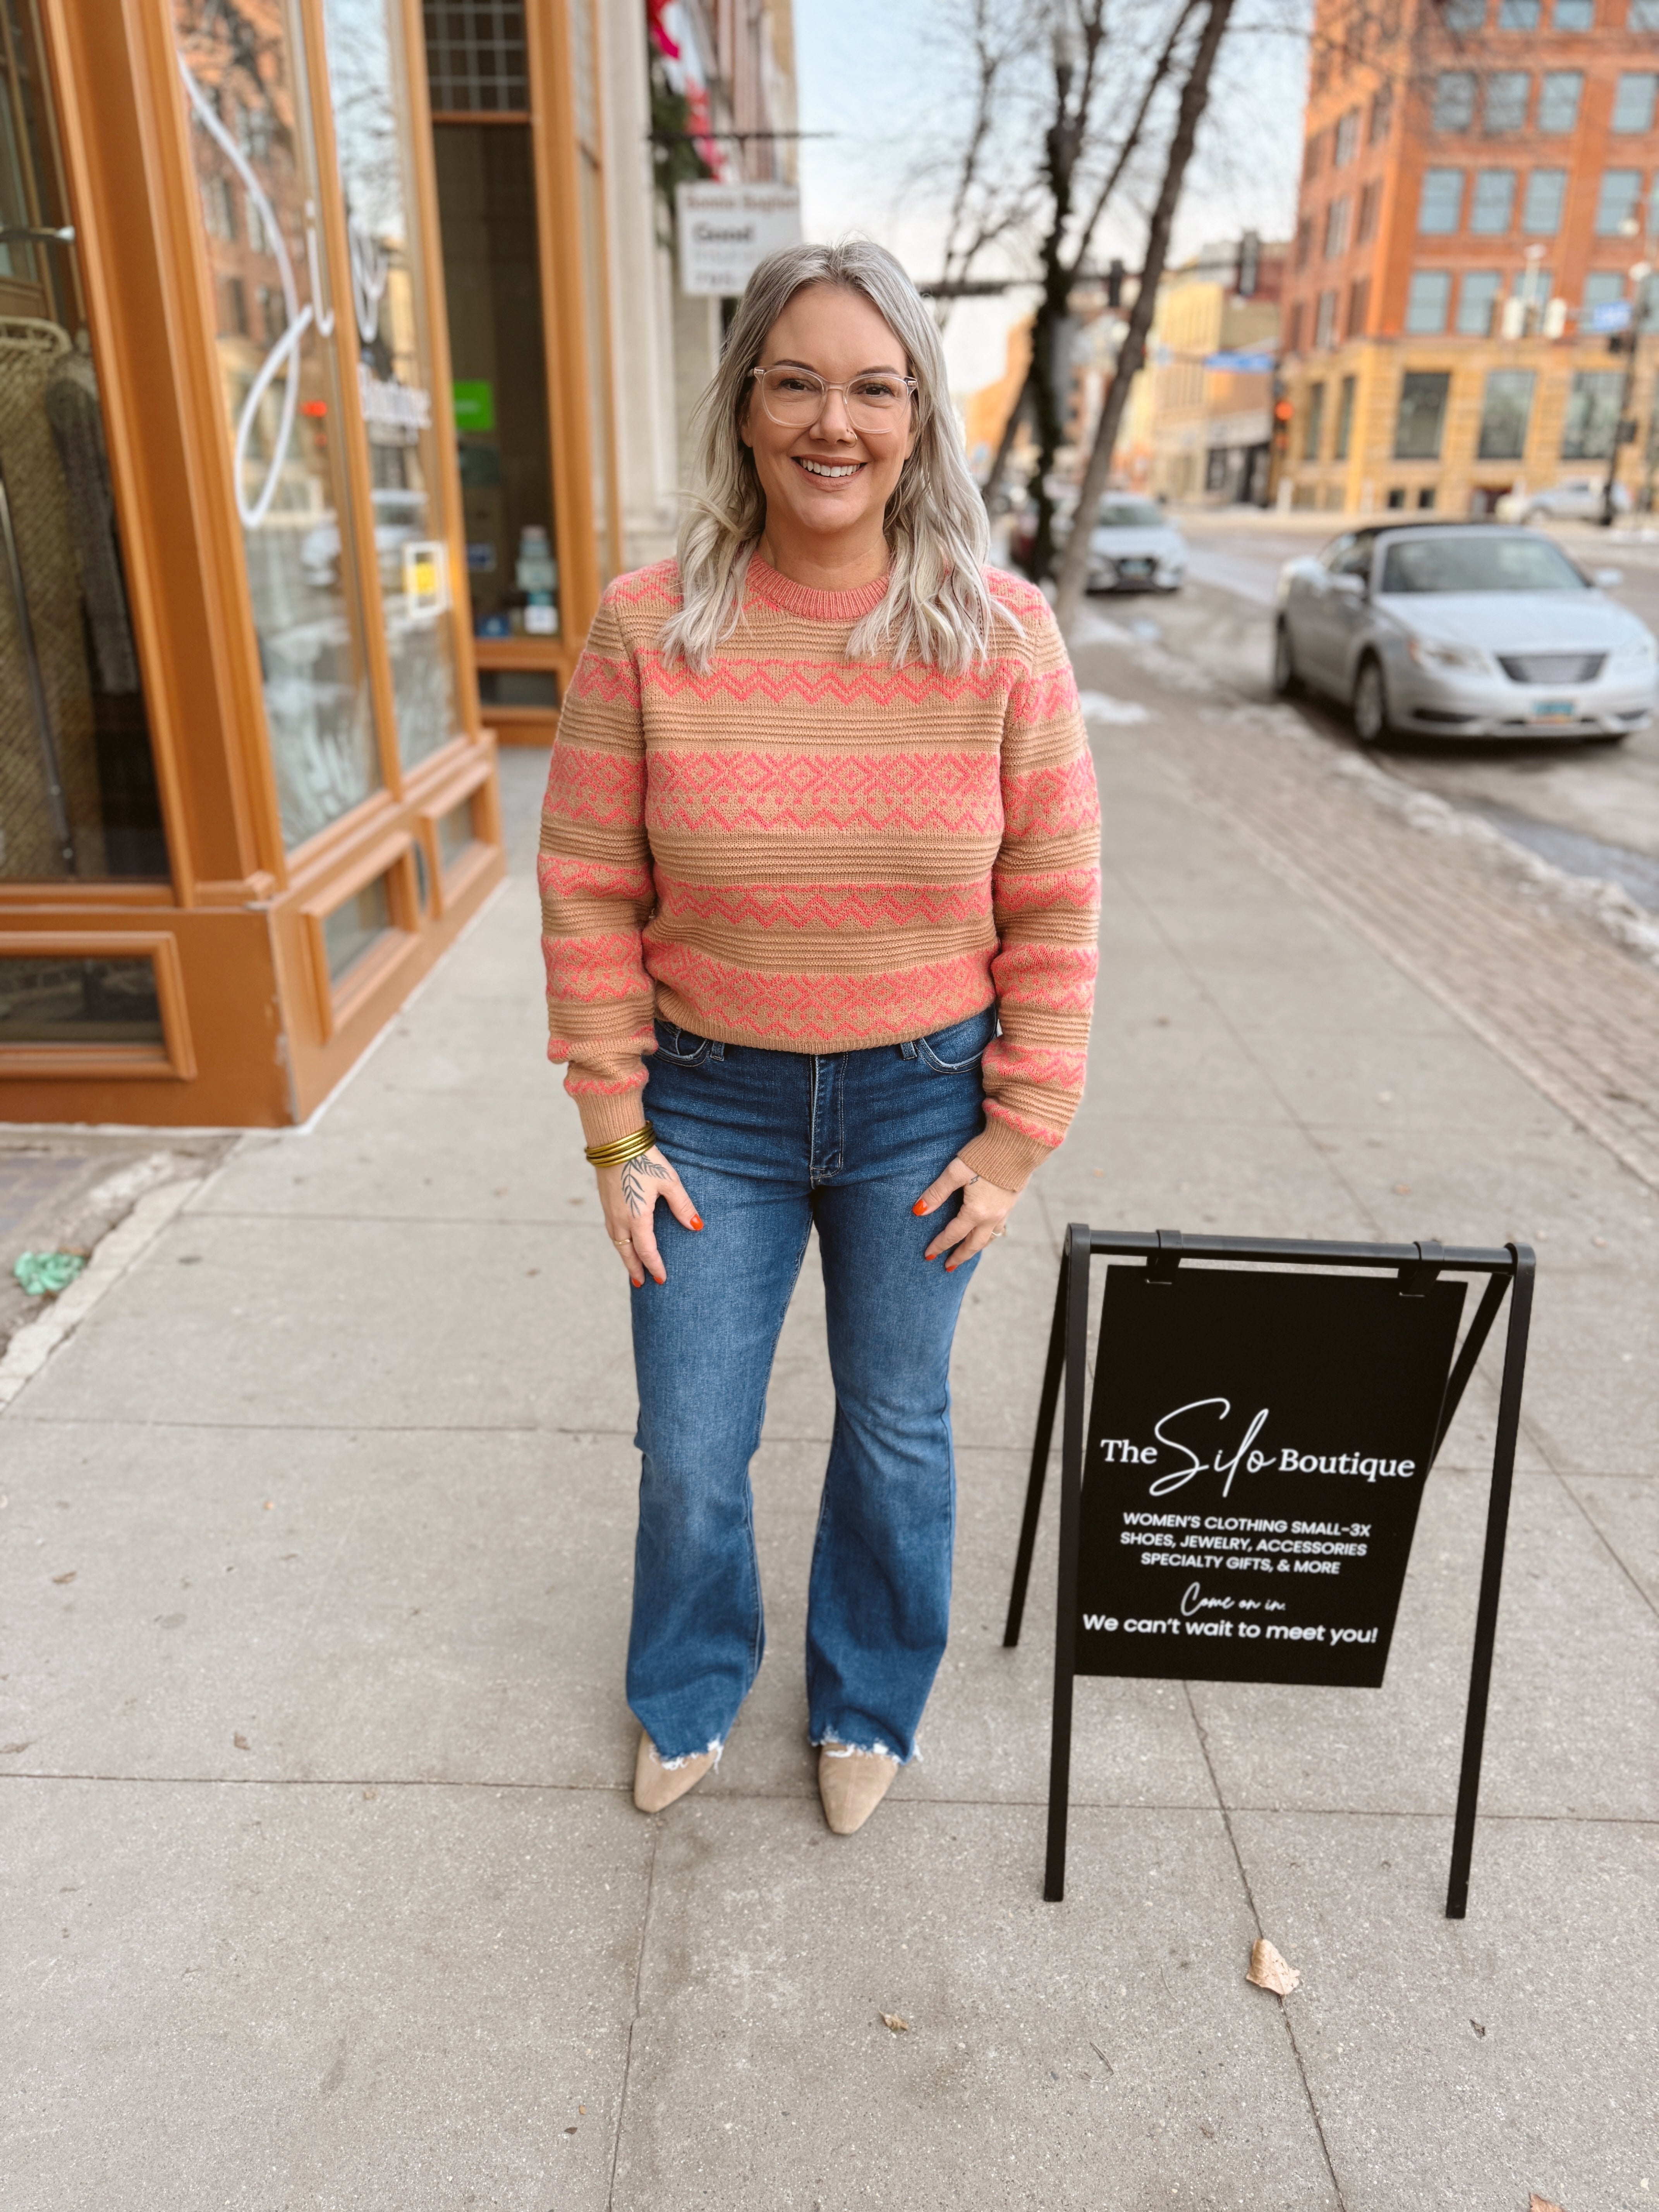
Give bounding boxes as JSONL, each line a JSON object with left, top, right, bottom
{"left": 1471, "top": 2020, "right": 1487, "bottom": 2037}
{"left": 1, "top": 1742, "right": 33, "bottom": 1755}
{"left": 1394, "top": 1183, "right": 1412, "bottom": 1196}
{"left": 233, "top": 1733, "right": 250, "bottom": 1751}
{"left": 879, "top": 2013, "right": 910, "bottom": 2033}
{"left": 1245, "top": 1938, "right": 1300, "bottom": 1997}
{"left": 1529, "top": 2195, "right": 1566, "bottom": 2211}
{"left": 52, "top": 1570, "right": 76, "bottom": 1585}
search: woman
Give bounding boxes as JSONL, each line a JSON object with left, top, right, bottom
{"left": 539, "top": 240, "right": 1099, "bottom": 1835}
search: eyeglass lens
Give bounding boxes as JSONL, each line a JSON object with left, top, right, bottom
{"left": 758, "top": 368, "right": 910, "bottom": 429}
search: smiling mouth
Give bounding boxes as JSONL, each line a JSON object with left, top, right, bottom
{"left": 792, "top": 456, "right": 864, "bottom": 480}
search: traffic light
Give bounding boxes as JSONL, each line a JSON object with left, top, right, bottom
{"left": 1105, "top": 258, "right": 1125, "bottom": 308}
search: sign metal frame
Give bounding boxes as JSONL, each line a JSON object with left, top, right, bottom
{"left": 1003, "top": 1226, "right": 1535, "bottom": 1916}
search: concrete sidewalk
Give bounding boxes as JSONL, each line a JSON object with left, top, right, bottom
{"left": 3, "top": 627, "right": 1656, "bottom": 2209}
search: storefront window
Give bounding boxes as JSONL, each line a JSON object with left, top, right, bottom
{"left": 174, "top": 0, "right": 380, "bottom": 850}
{"left": 0, "top": 0, "right": 165, "bottom": 881}
{"left": 320, "top": 0, "right": 462, "bottom": 771}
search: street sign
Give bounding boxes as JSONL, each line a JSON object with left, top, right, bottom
{"left": 1203, "top": 350, "right": 1276, "bottom": 372}
{"left": 1076, "top": 1267, "right": 1464, "bottom": 1688}
{"left": 1004, "top": 1227, "right": 1534, "bottom": 1917}
{"left": 1587, "top": 298, "right": 1632, "bottom": 333}
{"left": 676, "top": 182, "right": 802, "bottom": 298}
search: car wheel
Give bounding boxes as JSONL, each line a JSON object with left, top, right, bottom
{"left": 1351, "top": 654, "right": 1393, "bottom": 746}
{"left": 1272, "top": 619, "right": 1301, "bottom": 697}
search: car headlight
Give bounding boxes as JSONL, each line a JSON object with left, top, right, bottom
{"left": 1611, "top": 635, "right": 1657, "bottom": 671}
{"left": 1407, "top": 638, "right": 1489, "bottom": 672}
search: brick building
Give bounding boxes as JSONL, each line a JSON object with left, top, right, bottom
{"left": 1121, "top": 239, "right": 1288, "bottom": 504}
{"left": 1278, "top": 0, "right": 1659, "bottom": 517}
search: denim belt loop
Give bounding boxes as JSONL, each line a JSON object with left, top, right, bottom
{"left": 709, "top": 1038, "right": 726, "bottom": 1060}
{"left": 898, "top": 1039, "right": 919, "bottom": 1061}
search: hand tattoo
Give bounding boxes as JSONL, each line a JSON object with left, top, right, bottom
{"left": 621, "top": 1152, "right": 671, "bottom": 1214}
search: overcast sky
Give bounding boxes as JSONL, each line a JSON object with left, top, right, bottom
{"left": 792, "top": 0, "right": 1309, "bottom": 395}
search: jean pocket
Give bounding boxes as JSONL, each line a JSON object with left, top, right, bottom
{"left": 651, "top": 1020, "right": 714, "bottom": 1067}
{"left": 914, "top": 1007, "right": 997, "bottom": 1073}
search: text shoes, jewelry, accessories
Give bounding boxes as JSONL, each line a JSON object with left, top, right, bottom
{"left": 817, "top": 1743, "right": 899, "bottom": 1835}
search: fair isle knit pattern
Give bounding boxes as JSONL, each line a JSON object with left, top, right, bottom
{"left": 538, "top": 556, "right": 1101, "bottom": 1192}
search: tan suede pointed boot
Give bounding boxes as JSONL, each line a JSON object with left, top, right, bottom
{"left": 633, "top": 1730, "right": 717, "bottom": 1813}
{"left": 818, "top": 1743, "right": 899, "bottom": 1835}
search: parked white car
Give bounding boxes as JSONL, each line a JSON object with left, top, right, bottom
{"left": 1083, "top": 497, "right": 1187, "bottom": 593}
{"left": 1274, "top": 523, "right": 1657, "bottom": 744}
{"left": 1494, "top": 477, "right": 1632, "bottom": 524}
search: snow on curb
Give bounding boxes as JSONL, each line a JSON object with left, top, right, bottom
{"left": 0, "top": 1175, "right": 201, "bottom": 1412}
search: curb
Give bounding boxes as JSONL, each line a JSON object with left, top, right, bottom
{"left": 0, "top": 1176, "right": 202, "bottom": 1413}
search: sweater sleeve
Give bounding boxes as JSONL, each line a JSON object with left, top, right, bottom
{"left": 957, "top": 591, "right": 1101, "bottom": 1194}
{"left": 538, "top": 586, "right": 658, "bottom": 1145}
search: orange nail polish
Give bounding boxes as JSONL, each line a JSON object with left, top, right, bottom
{"left": 912, "top": 1199, "right": 927, "bottom": 1215}
{"left": 690, "top": 1215, "right": 704, "bottom": 1230}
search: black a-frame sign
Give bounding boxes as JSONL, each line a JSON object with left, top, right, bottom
{"left": 1003, "top": 1228, "right": 1534, "bottom": 1915}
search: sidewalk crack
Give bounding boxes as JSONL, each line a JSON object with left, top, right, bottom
{"left": 606, "top": 1820, "right": 660, "bottom": 2212}
{"left": 1182, "top": 1682, "right": 1351, "bottom": 2212}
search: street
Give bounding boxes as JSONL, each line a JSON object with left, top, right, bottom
{"left": 1169, "top": 513, "right": 1659, "bottom": 907}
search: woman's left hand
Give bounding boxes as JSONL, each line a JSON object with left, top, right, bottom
{"left": 912, "top": 1158, "right": 1017, "bottom": 1271}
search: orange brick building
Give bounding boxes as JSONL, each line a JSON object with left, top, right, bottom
{"left": 1279, "top": 0, "right": 1659, "bottom": 516}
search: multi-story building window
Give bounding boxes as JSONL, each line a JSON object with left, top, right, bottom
{"left": 1611, "top": 74, "right": 1657, "bottom": 134}
{"left": 1304, "top": 382, "right": 1326, "bottom": 459}
{"left": 1522, "top": 170, "right": 1568, "bottom": 232}
{"left": 1334, "top": 108, "right": 1361, "bottom": 166}
{"left": 1629, "top": 0, "right": 1659, "bottom": 24}
{"left": 1433, "top": 72, "right": 1477, "bottom": 131}
{"left": 1419, "top": 168, "right": 1465, "bottom": 232}
{"left": 1538, "top": 72, "right": 1582, "bottom": 132}
{"left": 1477, "top": 369, "right": 1535, "bottom": 458}
{"left": 1484, "top": 72, "right": 1530, "bottom": 131}
{"left": 1595, "top": 170, "right": 1642, "bottom": 233}
{"left": 1562, "top": 370, "right": 1624, "bottom": 457}
{"left": 1582, "top": 270, "right": 1625, "bottom": 313}
{"left": 1304, "top": 131, "right": 1325, "bottom": 181}
{"left": 1496, "top": 0, "right": 1540, "bottom": 25}
{"left": 1471, "top": 170, "right": 1516, "bottom": 231}
{"left": 1406, "top": 268, "right": 1453, "bottom": 330}
{"left": 1357, "top": 178, "right": 1382, "bottom": 243}
{"left": 1287, "top": 301, "right": 1305, "bottom": 352}
{"left": 1552, "top": 0, "right": 1592, "bottom": 22}
{"left": 1348, "top": 275, "right": 1371, "bottom": 333}
{"left": 1445, "top": 0, "right": 1485, "bottom": 26}
{"left": 1316, "top": 288, "right": 1340, "bottom": 347}
{"left": 1458, "top": 270, "right": 1504, "bottom": 332}
{"left": 1326, "top": 197, "right": 1352, "bottom": 257}
{"left": 1334, "top": 375, "right": 1357, "bottom": 460}
{"left": 1369, "top": 82, "right": 1394, "bottom": 142}
{"left": 1297, "top": 215, "right": 1314, "bottom": 268}
{"left": 1395, "top": 372, "right": 1451, "bottom": 458}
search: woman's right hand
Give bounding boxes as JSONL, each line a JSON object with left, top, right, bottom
{"left": 596, "top": 1144, "right": 702, "bottom": 1286}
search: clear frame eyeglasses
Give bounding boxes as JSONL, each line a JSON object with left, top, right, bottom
{"left": 750, "top": 364, "right": 917, "bottom": 433}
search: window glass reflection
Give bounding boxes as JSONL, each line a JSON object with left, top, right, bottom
{"left": 321, "top": 0, "right": 462, "bottom": 770}
{"left": 174, "top": 0, "right": 380, "bottom": 850}
{"left": 1, "top": 0, "right": 165, "bottom": 880}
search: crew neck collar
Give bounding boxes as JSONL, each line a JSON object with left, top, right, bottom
{"left": 745, "top": 553, "right": 891, "bottom": 624}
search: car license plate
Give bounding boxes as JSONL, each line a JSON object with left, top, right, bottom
{"left": 1531, "top": 699, "right": 1576, "bottom": 720}
{"left": 1118, "top": 558, "right": 1153, "bottom": 577}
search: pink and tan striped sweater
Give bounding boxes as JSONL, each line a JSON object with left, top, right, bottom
{"left": 538, "top": 556, "right": 1100, "bottom": 1192}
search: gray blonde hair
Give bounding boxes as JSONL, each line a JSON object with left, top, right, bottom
{"left": 658, "top": 239, "right": 1017, "bottom": 675}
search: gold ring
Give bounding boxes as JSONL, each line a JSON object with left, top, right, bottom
{"left": 612, "top": 1236, "right": 633, "bottom": 1248}
{"left": 991, "top": 1225, "right": 1006, "bottom": 1238}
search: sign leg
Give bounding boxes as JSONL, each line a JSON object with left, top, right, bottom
{"left": 1446, "top": 1246, "right": 1535, "bottom": 1918}
{"left": 1005, "top": 1253, "right": 1070, "bottom": 1647}
{"left": 1044, "top": 1224, "right": 1093, "bottom": 1903}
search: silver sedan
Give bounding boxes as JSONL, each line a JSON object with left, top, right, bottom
{"left": 1273, "top": 524, "right": 1658, "bottom": 744}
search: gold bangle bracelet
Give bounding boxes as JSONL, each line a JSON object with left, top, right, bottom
{"left": 584, "top": 1123, "right": 657, "bottom": 1168}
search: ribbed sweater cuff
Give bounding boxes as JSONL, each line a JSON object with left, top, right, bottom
{"left": 958, "top": 1120, "right": 1056, "bottom": 1195}
{"left": 573, "top": 1081, "right": 652, "bottom": 1149}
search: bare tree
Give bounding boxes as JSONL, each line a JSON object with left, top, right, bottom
{"left": 1053, "top": 0, "right": 1240, "bottom": 633}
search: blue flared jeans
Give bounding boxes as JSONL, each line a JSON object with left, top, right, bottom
{"left": 625, "top": 1005, "right": 996, "bottom": 1767}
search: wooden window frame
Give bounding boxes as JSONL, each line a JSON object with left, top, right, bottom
{"left": 0, "top": 927, "right": 196, "bottom": 1079}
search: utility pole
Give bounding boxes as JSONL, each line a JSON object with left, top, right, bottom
{"left": 1603, "top": 235, "right": 1653, "bottom": 528}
